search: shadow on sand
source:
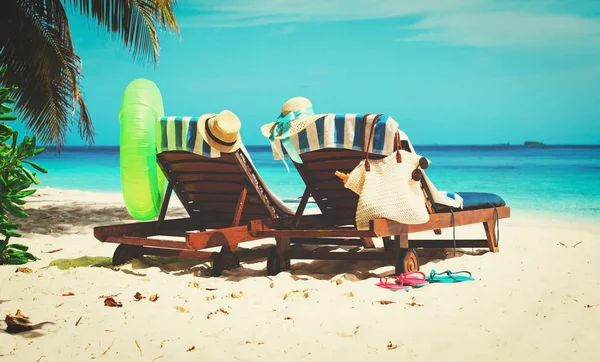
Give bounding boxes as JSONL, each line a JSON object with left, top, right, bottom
{"left": 16, "top": 203, "right": 188, "bottom": 236}
{"left": 86, "top": 244, "right": 489, "bottom": 282}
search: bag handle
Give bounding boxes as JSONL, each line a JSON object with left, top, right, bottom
{"left": 362, "top": 114, "right": 381, "bottom": 172}
{"left": 361, "top": 113, "right": 373, "bottom": 160}
{"left": 362, "top": 115, "right": 405, "bottom": 171}
{"left": 395, "top": 131, "right": 402, "bottom": 163}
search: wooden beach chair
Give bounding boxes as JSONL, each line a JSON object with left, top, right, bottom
{"left": 94, "top": 125, "right": 294, "bottom": 276}
{"left": 252, "top": 113, "right": 511, "bottom": 275}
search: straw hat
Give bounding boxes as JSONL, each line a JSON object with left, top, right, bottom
{"left": 261, "top": 97, "right": 325, "bottom": 139}
{"left": 197, "top": 110, "right": 243, "bottom": 152}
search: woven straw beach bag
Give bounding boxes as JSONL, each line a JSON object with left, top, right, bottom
{"left": 344, "top": 115, "right": 430, "bottom": 230}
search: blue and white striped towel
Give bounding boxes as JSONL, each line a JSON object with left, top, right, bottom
{"left": 156, "top": 116, "right": 221, "bottom": 158}
{"left": 269, "top": 113, "right": 403, "bottom": 160}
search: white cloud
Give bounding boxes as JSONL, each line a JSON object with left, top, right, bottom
{"left": 179, "top": 0, "right": 482, "bottom": 27}
{"left": 402, "top": 11, "right": 600, "bottom": 47}
{"left": 179, "top": 0, "right": 600, "bottom": 48}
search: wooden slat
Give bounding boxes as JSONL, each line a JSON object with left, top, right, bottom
{"left": 322, "top": 207, "right": 356, "bottom": 218}
{"left": 185, "top": 219, "right": 230, "bottom": 230}
{"left": 409, "top": 239, "right": 489, "bottom": 248}
{"left": 317, "top": 189, "right": 358, "bottom": 199}
{"left": 170, "top": 173, "right": 247, "bottom": 183}
{"left": 186, "top": 201, "right": 270, "bottom": 215}
{"left": 159, "top": 151, "right": 237, "bottom": 165}
{"left": 105, "top": 236, "right": 192, "bottom": 249}
{"left": 371, "top": 218, "right": 409, "bottom": 237}
{"left": 252, "top": 214, "right": 348, "bottom": 230}
{"left": 167, "top": 162, "right": 243, "bottom": 174}
{"left": 191, "top": 213, "right": 271, "bottom": 231}
{"left": 302, "top": 158, "right": 364, "bottom": 172}
{"left": 190, "top": 208, "right": 270, "bottom": 219}
{"left": 138, "top": 246, "right": 215, "bottom": 259}
{"left": 249, "top": 217, "right": 408, "bottom": 238}
{"left": 157, "top": 156, "right": 198, "bottom": 218}
{"left": 319, "top": 197, "right": 359, "bottom": 209}
{"left": 164, "top": 159, "right": 239, "bottom": 167}
{"left": 307, "top": 179, "right": 346, "bottom": 190}
{"left": 232, "top": 185, "right": 247, "bottom": 226}
{"left": 300, "top": 149, "right": 386, "bottom": 162}
{"left": 301, "top": 170, "right": 347, "bottom": 181}
{"left": 94, "top": 218, "right": 198, "bottom": 241}
{"left": 362, "top": 237, "right": 375, "bottom": 248}
{"left": 175, "top": 182, "right": 246, "bottom": 195}
{"left": 290, "top": 237, "right": 365, "bottom": 246}
{"left": 407, "top": 207, "right": 510, "bottom": 233}
{"left": 186, "top": 225, "right": 260, "bottom": 251}
{"left": 173, "top": 174, "right": 242, "bottom": 183}
{"left": 288, "top": 250, "right": 395, "bottom": 261}
{"left": 184, "top": 195, "right": 264, "bottom": 206}
{"left": 292, "top": 187, "right": 312, "bottom": 228}
{"left": 157, "top": 182, "right": 174, "bottom": 226}
{"left": 151, "top": 229, "right": 197, "bottom": 237}
{"left": 233, "top": 151, "right": 280, "bottom": 219}
{"left": 252, "top": 229, "right": 375, "bottom": 238}
{"left": 181, "top": 193, "right": 252, "bottom": 202}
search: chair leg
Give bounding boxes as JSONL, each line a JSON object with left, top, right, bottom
{"left": 276, "top": 237, "right": 290, "bottom": 266}
{"left": 393, "top": 233, "right": 409, "bottom": 259}
{"left": 483, "top": 219, "right": 500, "bottom": 253}
{"left": 383, "top": 237, "right": 394, "bottom": 252}
{"left": 267, "top": 238, "right": 291, "bottom": 276}
{"left": 393, "top": 233, "right": 414, "bottom": 274}
{"left": 361, "top": 237, "right": 375, "bottom": 249}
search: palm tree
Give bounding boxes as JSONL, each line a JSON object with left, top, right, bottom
{"left": 0, "top": 0, "right": 179, "bottom": 147}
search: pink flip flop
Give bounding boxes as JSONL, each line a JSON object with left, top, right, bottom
{"left": 375, "top": 276, "right": 410, "bottom": 291}
{"left": 397, "top": 272, "right": 429, "bottom": 287}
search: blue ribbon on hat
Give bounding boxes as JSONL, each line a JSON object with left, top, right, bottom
{"left": 268, "top": 106, "right": 315, "bottom": 171}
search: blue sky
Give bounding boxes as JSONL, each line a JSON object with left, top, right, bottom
{"left": 55, "top": 0, "right": 600, "bottom": 145}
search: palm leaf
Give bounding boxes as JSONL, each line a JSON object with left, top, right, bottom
{"left": 0, "top": 0, "right": 178, "bottom": 148}
{"left": 0, "top": 0, "right": 92, "bottom": 146}
{"left": 66, "top": 0, "right": 180, "bottom": 65}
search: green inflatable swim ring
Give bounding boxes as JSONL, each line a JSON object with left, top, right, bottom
{"left": 119, "top": 78, "right": 166, "bottom": 220}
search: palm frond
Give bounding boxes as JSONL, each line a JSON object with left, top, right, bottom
{"left": 0, "top": 0, "right": 94, "bottom": 146}
{"left": 156, "top": 0, "right": 179, "bottom": 32}
{"left": 66, "top": 0, "right": 180, "bottom": 65}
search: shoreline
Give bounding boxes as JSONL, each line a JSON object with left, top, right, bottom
{"left": 1, "top": 187, "right": 599, "bottom": 361}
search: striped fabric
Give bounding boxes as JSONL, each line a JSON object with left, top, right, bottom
{"left": 267, "top": 113, "right": 463, "bottom": 208}
{"left": 156, "top": 116, "right": 221, "bottom": 158}
{"left": 269, "top": 113, "right": 413, "bottom": 160}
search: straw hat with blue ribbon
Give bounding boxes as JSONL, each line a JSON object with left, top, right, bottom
{"left": 261, "top": 97, "right": 324, "bottom": 165}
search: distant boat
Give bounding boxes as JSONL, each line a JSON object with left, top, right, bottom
{"left": 524, "top": 141, "right": 544, "bottom": 146}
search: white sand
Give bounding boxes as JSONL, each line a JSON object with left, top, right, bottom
{"left": 1, "top": 187, "right": 600, "bottom": 361}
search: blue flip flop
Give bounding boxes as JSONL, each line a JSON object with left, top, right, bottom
{"left": 427, "top": 269, "right": 474, "bottom": 283}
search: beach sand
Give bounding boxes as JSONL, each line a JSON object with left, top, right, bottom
{"left": 1, "top": 187, "right": 600, "bottom": 361}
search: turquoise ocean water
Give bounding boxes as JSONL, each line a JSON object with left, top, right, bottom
{"left": 35, "top": 145, "right": 600, "bottom": 220}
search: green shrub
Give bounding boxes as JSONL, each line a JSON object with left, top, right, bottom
{"left": 0, "top": 65, "right": 47, "bottom": 265}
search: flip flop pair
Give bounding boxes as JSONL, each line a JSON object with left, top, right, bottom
{"left": 427, "top": 269, "right": 474, "bottom": 283}
{"left": 375, "top": 272, "right": 429, "bottom": 291}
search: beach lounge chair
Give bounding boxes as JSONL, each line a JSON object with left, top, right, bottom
{"left": 255, "top": 100, "right": 510, "bottom": 275}
{"left": 94, "top": 111, "right": 295, "bottom": 276}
